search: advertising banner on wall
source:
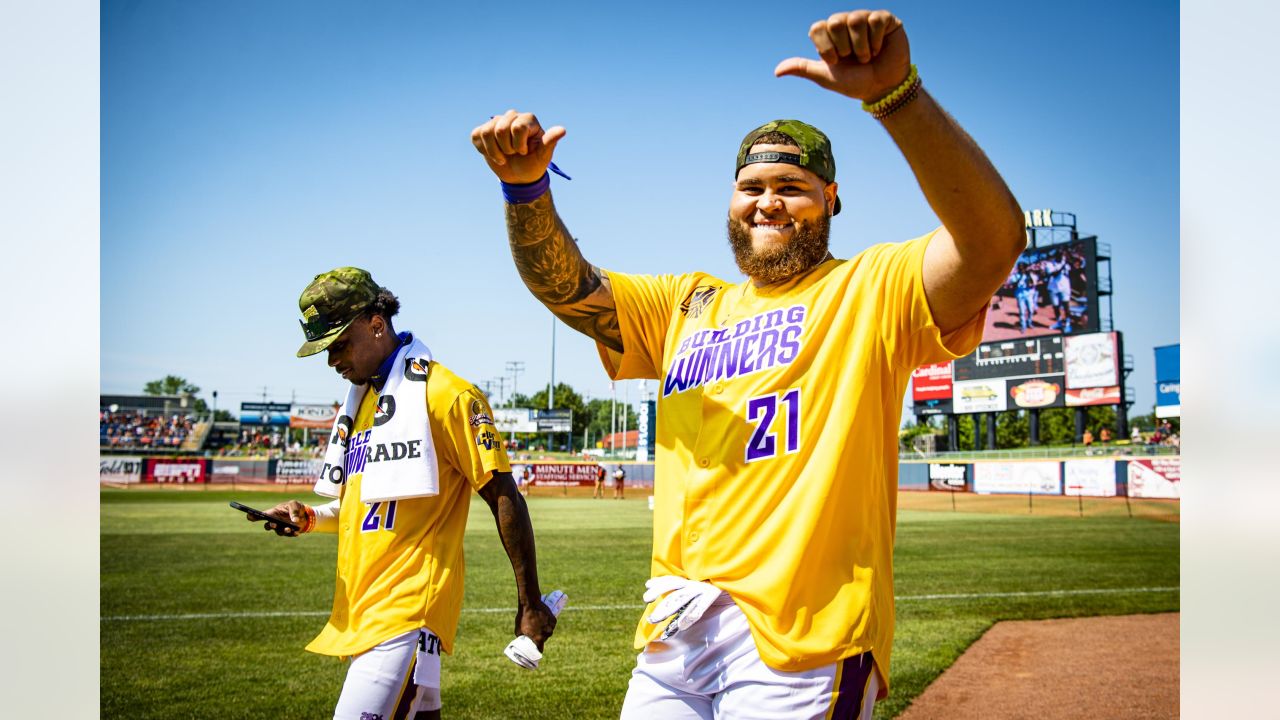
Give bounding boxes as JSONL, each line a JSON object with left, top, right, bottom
{"left": 911, "top": 362, "right": 954, "bottom": 401}
{"left": 275, "top": 458, "right": 323, "bottom": 484}
{"left": 495, "top": 408, "right": 538, "bottom": 434}
{"left": 209, "top": 459, "right": 272, "bottom": 484}
{"left": 1066, "top": 386, "right": 1122, "bottom": 407}
{"left": 1063, "top": 459, "right": 1117, "bottom": 497}
{"left": 100, "top": 455, "right": 143, "bottom": 483}
{"left": 290, "top": 404, "right": 338, "bottom": 429}
{"left": 973, "top": 461, "right": 1061, "bottom": 495}
{"left": 928, "top": 463, "right": 968, "bottom": 491}
{"left": 143, "top": 458, "right": 208, "bottom": 484}
{"left": 1065, "top": 332, "right": 1119, "bottom": 389}
{"left": 1007, "top": 374, "right": 1066, "bottom": 409}
{"left": 953, "top": 379, "right": 1008, "bottom": 413}
{"left": 1127, "top": 458, "right": 1181, "bottom": 499}
{"left": 953, "top": 335, "right": 1064, "bottom": 382}
{"left": 518, "top": 463, "right": 600, "bottom": 487}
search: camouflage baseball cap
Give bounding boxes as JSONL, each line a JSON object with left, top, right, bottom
{"left": 735, "top": 119, "right": 841, "bottom": 215}
{"left": 295, "top": 267, "right": 380, "bottom": 358}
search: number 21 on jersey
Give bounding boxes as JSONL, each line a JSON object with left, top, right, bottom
{"left": 745, "top": 388, "right": 800, "bottom": 463}
{"left": 361, "top": 500, "right": 398, "bottom": 532}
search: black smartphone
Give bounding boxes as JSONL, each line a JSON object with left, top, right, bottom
{"left": 230, "top": 501, "right": 301, "bottom": 533}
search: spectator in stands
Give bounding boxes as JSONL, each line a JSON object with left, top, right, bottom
{"left": 1099, "top": 427, "right": 1111, "bottom": 445}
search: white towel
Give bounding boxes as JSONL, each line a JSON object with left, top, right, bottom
{"left": 315, "top": 334, "right": 440, "bottom": 503}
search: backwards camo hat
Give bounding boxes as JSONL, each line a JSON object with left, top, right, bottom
{"left": 295, "top": 267, "right": 380, "bottom": 357}
{"left": 735, "top": 119, "right": 841, "bottom": 215}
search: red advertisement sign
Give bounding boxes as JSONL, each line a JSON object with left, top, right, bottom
{"left": 1127, "top": 458, "right": 1180, "bottom": 499}
{"left": 912, "top": 362, "right": 953, "bottom": 401}
{"left": 143, "top": 458, "right": 208, "bottom": 484}
{"left": 524, "top": 463, "right": 601, "bottom": 487}
{"left": 1065, "top": 385, "right": 1121, "bottom": 406}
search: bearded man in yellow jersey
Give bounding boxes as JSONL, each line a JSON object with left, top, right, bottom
{"left": 255, "top": 267, "right": 557, "bottom": 720}
{"left": 472, "top": 9, "right": 1023, "bottom": 719}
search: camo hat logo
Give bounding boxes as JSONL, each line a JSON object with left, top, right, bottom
{"left": 295, "top": 267, "right": 380, "bottom": 357}
{"left": 735, "top": 119, "right": 841, "bottom": 215}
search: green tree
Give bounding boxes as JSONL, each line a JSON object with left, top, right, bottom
{"left": 957, "top": 414, "right": 975, "bottom": 450}
{"left": 995, "top": 410, "right": 1029, "bottom": 449}
{"left": 1036, "top": 408, "right": 1075, "bottom": 445}
{"left": 585, "top": 397, "right": 639, "bottom": 448}
{"left": 143, "top": 375, "right": 210, "bottom": 414}
{"left": 144, "top": 375, "right": 200, "bottom": 396}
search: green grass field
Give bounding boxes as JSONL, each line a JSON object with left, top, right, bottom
{"left": 101, "top": 489, "right": 1178, "bottom": 719}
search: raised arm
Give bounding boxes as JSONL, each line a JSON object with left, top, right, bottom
{"left": 776, "top": 10, "right": 1025, "bottom": 333}
{"left": 472, "top": 112, "right": 623, "bottom": 353}
{"left": 477, "top": 471, "right": 556, "bottom": 650}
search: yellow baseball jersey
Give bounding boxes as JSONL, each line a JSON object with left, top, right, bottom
{"left": 598, "top": 232, "right": 985, "bottom": 689}
{"left": 305, "top": 361, "right": 509, "bottom": 658}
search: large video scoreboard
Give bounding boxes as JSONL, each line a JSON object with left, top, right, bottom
{"left": 912, "top": 330, "right": 1123, "bottom": 416}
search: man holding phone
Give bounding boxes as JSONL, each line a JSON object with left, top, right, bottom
{"left": 251, "top": 267, "right": 557, "bottom": 720}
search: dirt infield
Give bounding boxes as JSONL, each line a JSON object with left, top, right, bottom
{"left": 897, "top": 613, "right": 1178, "bottom": 719}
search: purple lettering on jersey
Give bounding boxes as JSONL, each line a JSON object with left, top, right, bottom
{"left": 739, "top": 333, "right": 758, "bottom": 374}
{"left": 661, "top": 304, "right": 809, "bottom": 397}
{"left": 362, "top": 502, "right": 382, "bottom": 532}
{"left": 778, "top": 324, "right": 802, "bottom": 364}
{"left": 745, "top": 389, "right": 802, "bottom": 462}
{"left": 345, "top": 430, "right": 371, "bottom": 476}
{"left": 756, "top": 328, "right": 780, "bottom": 368}
{"left": 745, "top": 395, "right": 778, "bottom": 462}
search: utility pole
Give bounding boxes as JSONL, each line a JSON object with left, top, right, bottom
{"left": 506, "top": 361, "right": 525, "bottom": 407}
{"left": 548, "top": 316, "right": 556, "bottom": 410}
{"left": 491, "top": 376, "right": 506, "bottom": 406}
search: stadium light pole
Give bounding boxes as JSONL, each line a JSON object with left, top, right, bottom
{"left": 549, "top": 316, "right": 555, "bottom": 410}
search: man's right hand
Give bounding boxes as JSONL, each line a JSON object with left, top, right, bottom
{"left": 253, "top": 500, "right": 309, "bottom": 537}
{"left": 470, "top": 110, "right": 565, "bottom": 184}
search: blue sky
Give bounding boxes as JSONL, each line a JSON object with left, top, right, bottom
{"left": 101, "top": 0, "right": 1178, "bottom": 419}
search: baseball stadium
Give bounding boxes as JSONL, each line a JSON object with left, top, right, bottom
{"left": 98, "top": 3, "right": 1181, "bottom": 718}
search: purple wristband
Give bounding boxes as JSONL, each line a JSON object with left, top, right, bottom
{"left": 500, "top": 162, "right": 572, "bottom": 204}
{"left": 501, "top": 173, "right": 551, "bottom": 204}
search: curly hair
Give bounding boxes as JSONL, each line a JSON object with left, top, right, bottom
{"left": 749, "top": 130, "right": 799, "bottom": 148}
{"left": 365, "top": 287, "right": 401, "bottom": 329}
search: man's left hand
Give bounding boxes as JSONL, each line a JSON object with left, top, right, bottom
{"left": 775, "top": 9, "right": 911, "bottom": 103}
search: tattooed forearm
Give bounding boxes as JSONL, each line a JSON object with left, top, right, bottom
{"left": 505, "top": 193, "right": 623, "bottom": 352}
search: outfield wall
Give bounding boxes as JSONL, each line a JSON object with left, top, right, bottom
{"left": 899, "top": 457, "right": 1180, "bottom": 499}
{"left": 101, "top": 455, "right": 1179, "bottom": 499}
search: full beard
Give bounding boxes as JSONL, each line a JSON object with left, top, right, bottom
{"left": 727, "top": 213, "right": 832, "bottom": 285}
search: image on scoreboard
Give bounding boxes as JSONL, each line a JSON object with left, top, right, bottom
{"left": 982, "top": 237, "right": 1099, "bottom": 342}
{"left": 1007, "top": 374, "right": 1066, "bottom": 409}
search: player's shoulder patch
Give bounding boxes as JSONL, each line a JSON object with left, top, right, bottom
{"left": 468, "top": 397, "right": 495, "bottom": 428}
{"left": 679, "top": 284, "right": 723, "bottom": 319}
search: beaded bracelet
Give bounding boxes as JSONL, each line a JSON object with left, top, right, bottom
{"left": 870, "top": 79, "right": 921, "bottom": 120}
{"left": 861, "top": 64, "right": 921, "bottom": 119}
{"left": 300, "top": 505, "right": 317, "bottom": 534}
